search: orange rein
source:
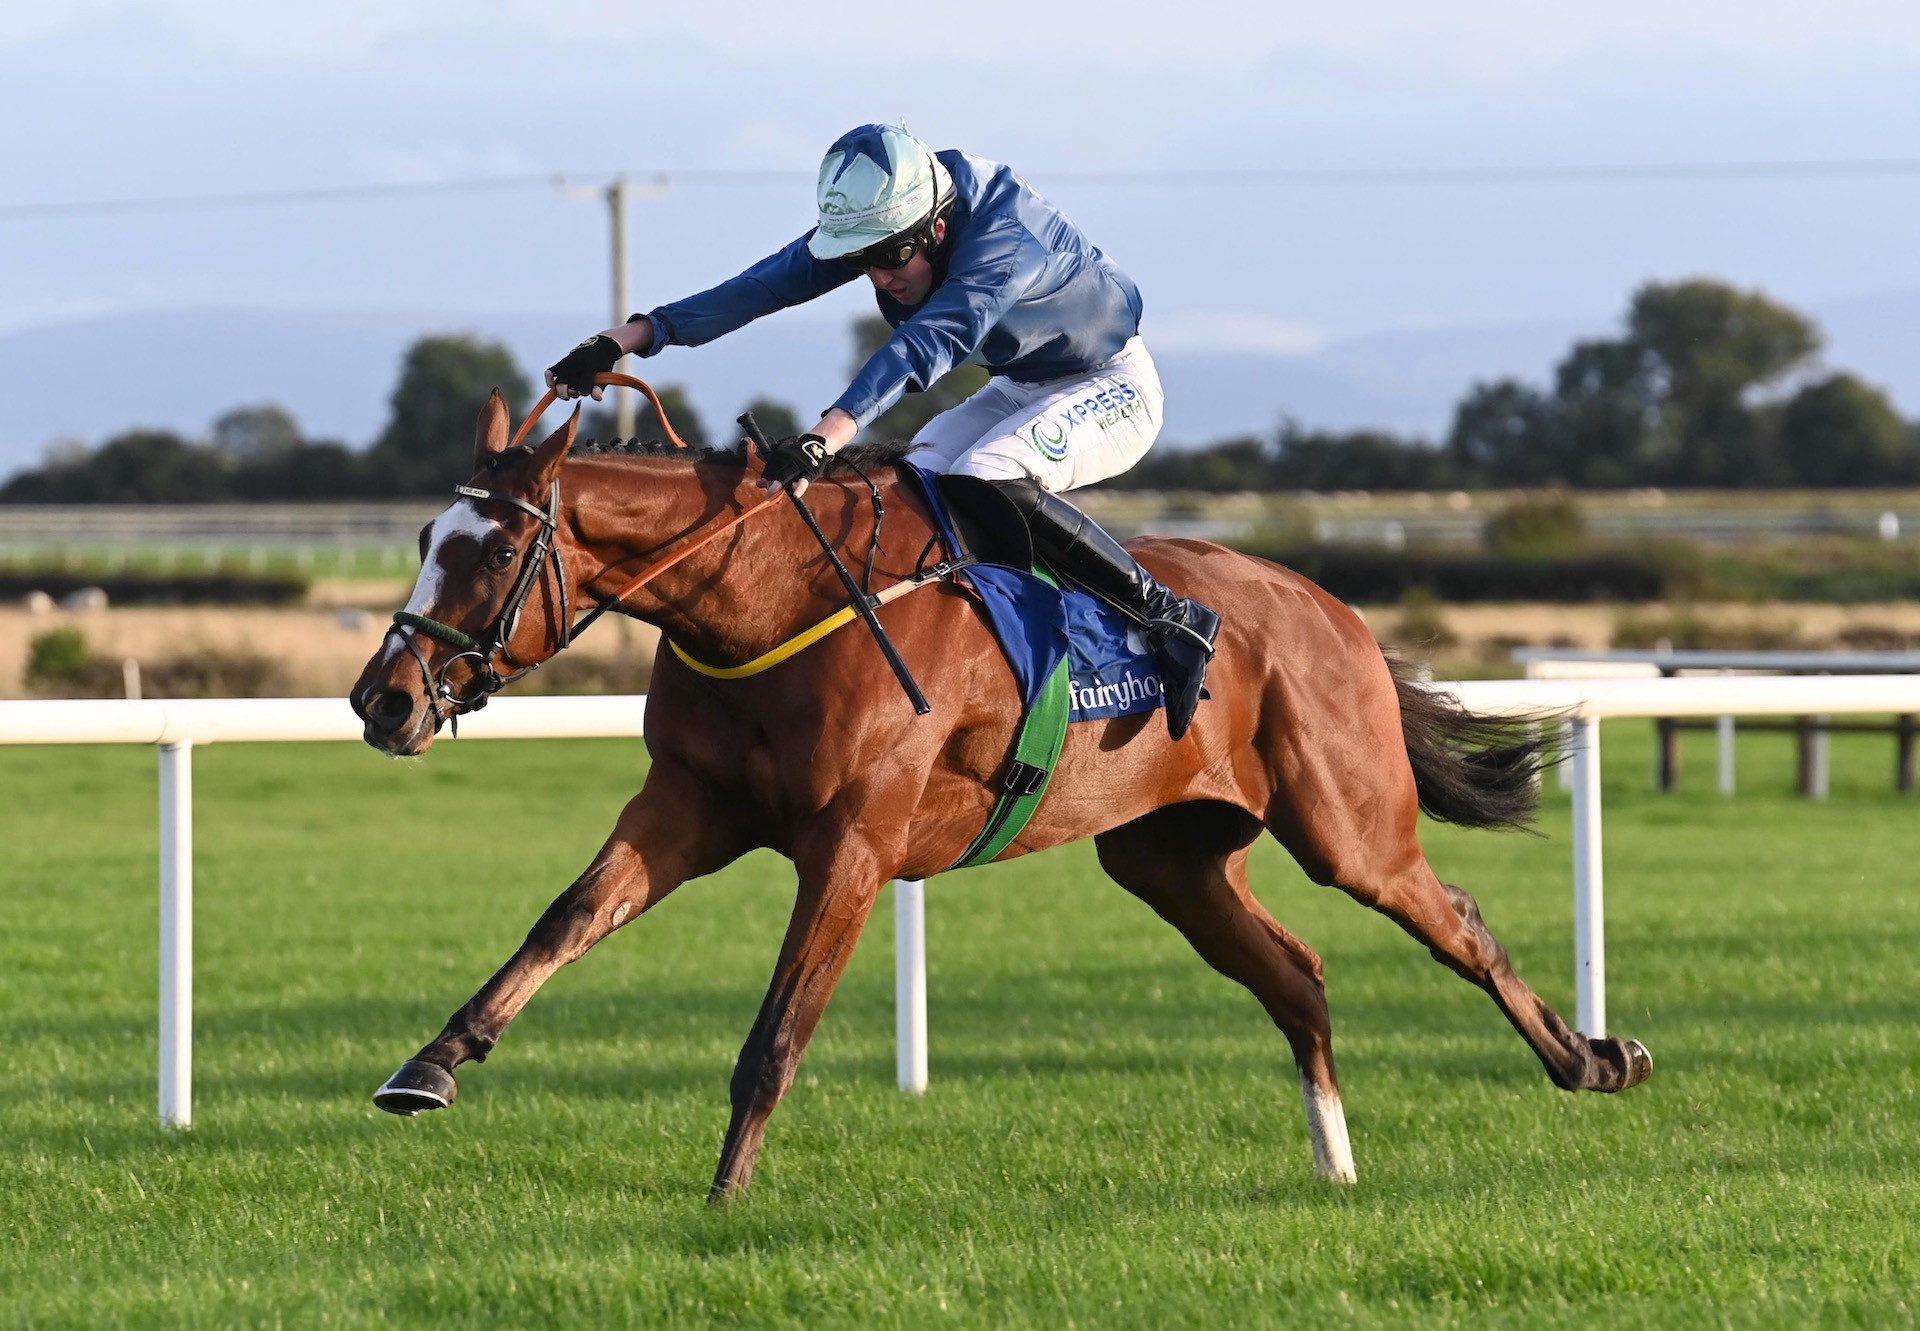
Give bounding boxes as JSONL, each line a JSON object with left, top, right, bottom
{"left": 511, "top": 370, "right": 695, "bottom": 450}
{"left": 511, "top": 371, "right": 786, "bottom": 609}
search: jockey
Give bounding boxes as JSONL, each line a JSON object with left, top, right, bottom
{"left": 548, "top": 123, "right": 1219, "bottom": 740}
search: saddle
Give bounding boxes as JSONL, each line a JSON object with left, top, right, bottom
{"left": 929, "top": 473, "right": 1034, "bottom": 574}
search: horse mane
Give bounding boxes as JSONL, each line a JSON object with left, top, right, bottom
{"left": 568, "top": 436, "right": 922, "bottom": 472}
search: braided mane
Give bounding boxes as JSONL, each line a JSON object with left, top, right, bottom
{"left": 568, "top": 437, "right": 922, "bottom": 470}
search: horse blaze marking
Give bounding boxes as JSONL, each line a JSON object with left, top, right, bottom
{"left": 408, "top": 500, "right": 500, "bottom": 616}
{"left": 379, "top": 500, "right": 502, "bottom": 672}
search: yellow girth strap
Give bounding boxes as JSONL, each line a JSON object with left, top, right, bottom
{"left": 667, "top": 572, "right": 946, "bottom": 680}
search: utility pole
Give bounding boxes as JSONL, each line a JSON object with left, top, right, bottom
{"left": 556, "top": 174, "right": 668, "bottom": 440}
{"left": 607, "top": 177, "right": 635, "bottom": 439}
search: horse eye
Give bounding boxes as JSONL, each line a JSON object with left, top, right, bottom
{"left": 488, "top": 547, "right": 515, "bottom": 571}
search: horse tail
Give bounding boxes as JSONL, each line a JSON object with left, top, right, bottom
{"left": 1387, "top": 654, "right": 1557, "bottom": 832}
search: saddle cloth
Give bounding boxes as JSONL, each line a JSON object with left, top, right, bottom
{"left": 899, "top": 461, "right": 1166, "bottom": 724}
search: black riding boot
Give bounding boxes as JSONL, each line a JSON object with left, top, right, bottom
{"left": 993, "top": 477, "right": 1221, "bottom": 741}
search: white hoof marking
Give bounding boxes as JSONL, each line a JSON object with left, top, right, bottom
{"left": 1301, "top": 1071, "right": 1357, "bottom": 1184}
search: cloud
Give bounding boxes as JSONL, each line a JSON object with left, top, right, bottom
{"left": 1146, "top": 312, "right": 1330, "bottom": 357}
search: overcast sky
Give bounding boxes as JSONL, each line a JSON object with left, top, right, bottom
{"left": 4, "top": 2, "right": 1918, "bottom": 425}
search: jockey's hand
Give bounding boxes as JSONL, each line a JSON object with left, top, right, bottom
{"left": 545, "top": 319, "right": 652, "bottom": 401}
{"left": 761, "top": 434, "right": 830, "bottom": 492}
{"left": 759, "top": 409, "right": 858, "bottom": 497}
{"left": 546, "top": 335, "right": 622, "bottom": 401}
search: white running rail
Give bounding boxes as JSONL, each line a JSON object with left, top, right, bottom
{"left": 5, "top": 674, "right": 1918, "bottom": 1125}
{"left": 0, "top": 695, "right": 657, "bottom": 1128}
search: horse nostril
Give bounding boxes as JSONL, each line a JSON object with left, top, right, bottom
{"left": 365, "top": 688, "right": 415, "bottom": 729}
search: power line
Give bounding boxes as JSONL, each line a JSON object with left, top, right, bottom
{"left": 6, "top": 157, "right": 1920, "bottom": 222}
{"left": 0, "top": 171, "right": 781, "bottom": 220}
{"left": 1052, "top": 158, "right": 1920, "bottom": 186}
{"left": 0, "top": 173, "right": 565, "bottom": 220}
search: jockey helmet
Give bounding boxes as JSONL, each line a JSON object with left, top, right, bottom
{"left": 807, "top": 123, "right": 953, "bottom": 262}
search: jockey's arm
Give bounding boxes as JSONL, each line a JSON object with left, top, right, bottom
{"left": 552, "top": 234, "right": 854, "bottom": 400}
{"left": 640, "top": 235, "right": 854, "bottom": 355}
{"left": 808, "top": 408, "right": 860, "bottom": 453}
{"left": 827, "top": 219, "right": 1045, "bottom": 434}
{"left": 770, "top": 234, "right": 1039, "bottom": 496}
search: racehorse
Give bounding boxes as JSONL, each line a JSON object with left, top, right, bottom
{"left": 350, "top": 389, "right": 1652, "bottom": 1201}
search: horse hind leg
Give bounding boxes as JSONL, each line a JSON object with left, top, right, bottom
{"left": 1260, "top": 653, "right": 1651, "bottom": 1096}
{"left": 1427, "top": 876, "right": 1652, "bottom": 1092}
{"left": 1299, "top": 827, "right": 1651, "bottom": 1095}
{"left": 1094, "top": 806, "right": 1357, "bottom": 1185}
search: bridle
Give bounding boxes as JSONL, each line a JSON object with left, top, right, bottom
{"left": 387, "top": 472, "right": 573, "bottom": 729}
{"left": 382, "top": 373, "right": 785, "bottom": 734}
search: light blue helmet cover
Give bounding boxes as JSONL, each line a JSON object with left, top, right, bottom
{"left": 808, "top": 123, "right": 952, "bottom": 260}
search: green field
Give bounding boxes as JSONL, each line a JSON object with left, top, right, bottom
{"left": 2, "top": 723, "right": 1915, "bottom": 1328}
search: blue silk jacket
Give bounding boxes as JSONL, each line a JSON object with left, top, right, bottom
{"left": 639, "top": 150, "right": 1144, "bottom": 428}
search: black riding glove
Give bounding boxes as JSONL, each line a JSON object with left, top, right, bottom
{"left": 547, "top": 334, "right": 623, "bottom": 395}
{"left": 762, "top": 433, "right": 830, "bottom": 487}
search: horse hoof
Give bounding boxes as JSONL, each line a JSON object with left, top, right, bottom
{"left": 1617, "top": 1038, "right": 1654, "bottom": 1091}
{"left": 373, "top": 1060, "right": 458, "bottom": 1116}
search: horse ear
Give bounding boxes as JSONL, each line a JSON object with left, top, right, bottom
{"left": 472, "top": 389, "right": 512, "bottom": 469}
{"left": 528, "top": 405, "right": 579, "bottom": 488}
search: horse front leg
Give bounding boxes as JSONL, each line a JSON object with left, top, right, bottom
{"left": 709, "top": 829, "right": 891, "bottom": 1202}
{"left": 373, "top": 761, "right": 746, "bottom": 1114}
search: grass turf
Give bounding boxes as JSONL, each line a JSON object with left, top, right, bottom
{"left": 0, "top": 721, "right": 1915, "bottom": 1328}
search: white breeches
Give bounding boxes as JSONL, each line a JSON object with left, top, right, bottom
{"left": 910, "top": 336, "right": 1164, "bottom": 494}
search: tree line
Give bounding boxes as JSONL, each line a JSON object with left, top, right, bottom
{"left": 0, "top": 317, "right": 957, "bottom": 503}
{"left": 0, "top": 338, "right": 727, "bottom": 503}
{"left": 1115, "top": 279, "right": 1919, "bottom": 491}
{"left": 4, "top": 278, "right": 1915, "bottom": 502}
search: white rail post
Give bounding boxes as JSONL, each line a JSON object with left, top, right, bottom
{"left": 159, "top": 740, "right": 194, "bottom": 1129}
{"left": 894, "top": 878, "right": 928, "bottom": 1095}
{"left": 1570, "top": 717, "right": 1606, "bottom": 1037}
{"left": 1556, "top": 719, "right": 1575, "bottom": 791}
{"left": 1717, "top": 715, "right": 1736, "bottom": 797}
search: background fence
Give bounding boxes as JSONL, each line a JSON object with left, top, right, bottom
{"left": 5, "top": 675, "right": 1918, "bottom": 1127}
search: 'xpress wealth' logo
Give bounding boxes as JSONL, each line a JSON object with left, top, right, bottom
{"left": 1028, "top": 419, "right": 1069, "bottom": 460}
{"left": 1026, "top": 381, "right": 1142, "bottom": 463}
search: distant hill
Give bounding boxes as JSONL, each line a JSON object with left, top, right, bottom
{"left": 4, "top": 288, "right": 1916, "bottom": 481}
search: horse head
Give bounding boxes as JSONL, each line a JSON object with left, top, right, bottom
{"left": 352, "top": 390, "right": 580, "bottom": 756}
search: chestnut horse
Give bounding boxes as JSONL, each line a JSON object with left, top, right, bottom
{"left": 351, "top": 392, "right": 1651, "bottom": 1201}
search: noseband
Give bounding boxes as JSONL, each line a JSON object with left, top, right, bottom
{"left": 387, "top": 475, "right": 572, "bottom": 732}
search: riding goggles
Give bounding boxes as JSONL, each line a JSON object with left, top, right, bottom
{"left": 836, "top": 225, "right": 931, "bottom": 274}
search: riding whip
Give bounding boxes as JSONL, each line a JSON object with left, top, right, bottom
{"left": 738, "top": 412, "right": 932, "bottom": 715}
